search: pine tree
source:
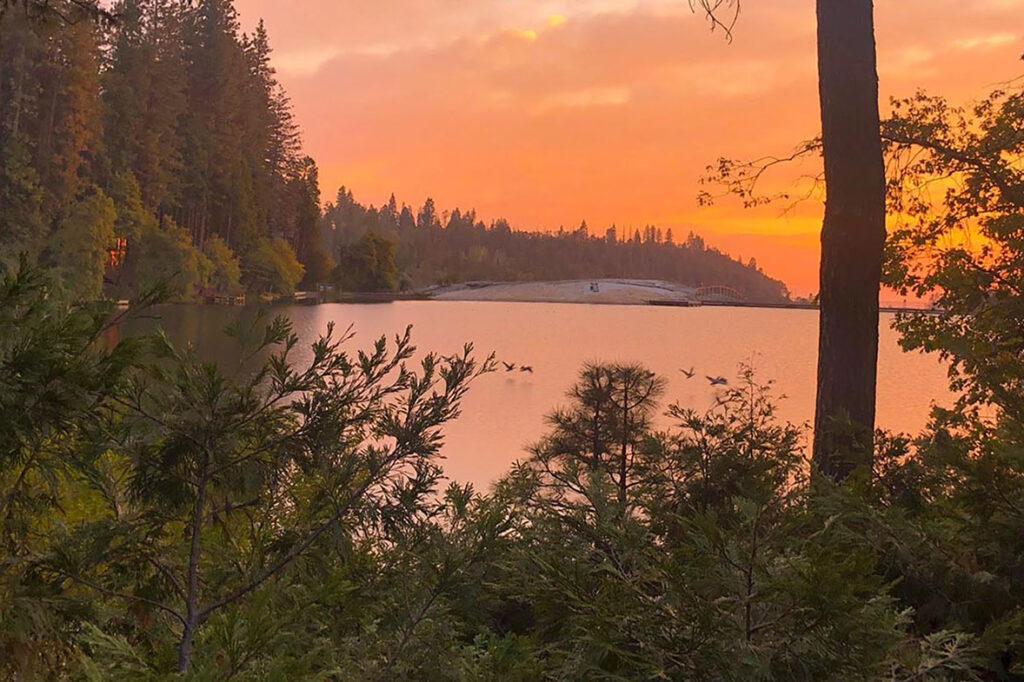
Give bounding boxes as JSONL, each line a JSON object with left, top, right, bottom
{"left": 103, "top": 0, "right": 187, "bottom": 213}
{"left": 39, "top": 19, "right": 102, "bottom": 216}
{"left": 398, "top": 205, "right": 416, "bottom": 233}
{"left": 418, "top": 197, "right": 438, "bottom": 230}
{"left": 0, "top": 140, "right": 45, "bottom": 269}
{"left": 180, "top": 0, "right": 250, "bottom": 248}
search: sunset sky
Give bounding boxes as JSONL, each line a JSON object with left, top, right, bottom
{"left": 233, "top": 0, "right": 1022, "bottom": 295}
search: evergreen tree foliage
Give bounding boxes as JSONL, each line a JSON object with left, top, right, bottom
{"left": 133, "top": 219, "right": 207, "bottom": 300}
{"left": 530, "top": 363, "right": 665, "bottom": 509}
{"left": 102, "top": 0, "right": 188, "bottom": 213}
{"left": 0, "top": 0, "right": 324, "bottom": 299}
{"left": 46, "top": 186, "right": 116, "bottom": 300}
{"left": 0, "top": 263, "right": 141, "bottom": 676}
{"left": 0, "top": 139, "right": 45, "bottom": 269}
{"left": 334, "top": 229, "right": 398, "bottom": 292}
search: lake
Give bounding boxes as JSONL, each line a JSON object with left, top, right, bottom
{"left": 128, "top": 301, "right": 954, "bottom": 489}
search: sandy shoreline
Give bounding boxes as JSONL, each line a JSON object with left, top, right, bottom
{"left": 427, "top": 279, "right": 699, "bottom": 306}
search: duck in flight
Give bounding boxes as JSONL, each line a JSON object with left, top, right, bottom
{"left": 502, "top": 361, "right": 516, "bottom": 372}
{"left": 706, "top": 375, "right": 728, "bottom": 386}
{"left": 679, "top": 367, "right": 695, "bottom": 379}
{"left": 519, "top": 365, "right": 533, "bottom": 373}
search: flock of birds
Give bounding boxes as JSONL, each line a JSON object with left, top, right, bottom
{"left": 497, "top": 361, "right": 726, "bottom": 386}
{"left": 679, "top": 366, "right": 728, "bottom": 386}
{"left": 502, "top": 361, "right": 533, "bottom": 373}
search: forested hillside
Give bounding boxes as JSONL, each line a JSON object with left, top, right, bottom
{"left": 0, "top": 0, "right": 786, "bottom": 303}
{"left": 324, "top": 189, "right": 791, "bottom": 302}
{"left": 0, "top": 0, "right": 325, "bottom": 299}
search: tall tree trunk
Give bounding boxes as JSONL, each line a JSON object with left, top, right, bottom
{"left": 10, "top": 43, "right": 27, "bottom": 138}
{"left": 618, "top": 385, "right": 629, "bottom": 508}
{"left": 178, "top": 470, "right": 207, "bottom": 673}
{"left": 812, "top": 0, "right": 887, "bottom": 480}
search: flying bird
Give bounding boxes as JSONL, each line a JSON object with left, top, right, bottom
{"left": 502, "top": 361, "right": 516, "bottom": 372}
{"left": 679, "top": 367, "right": 695, "bottom": 379}
{"left": 706, "top": 375, "right": 728, "bottom": 386}
{"left": 519, "top": 365, "right": 533, "bottom": 373}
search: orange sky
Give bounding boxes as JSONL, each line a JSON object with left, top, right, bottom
{"left": 234, "top": 0, "right": 1022, "bottom": 295}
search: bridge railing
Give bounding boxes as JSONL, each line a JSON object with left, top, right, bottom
{"left": 695, "top": 285, "right": 746, "bottom": 303}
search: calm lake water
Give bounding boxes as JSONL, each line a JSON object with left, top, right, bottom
{"left": 128, "top": 302, "right": 954, "bottom": 489}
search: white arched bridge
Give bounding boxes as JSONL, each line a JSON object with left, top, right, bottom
{"left": 695, "top": 285, "right": 746, "bottom": 304}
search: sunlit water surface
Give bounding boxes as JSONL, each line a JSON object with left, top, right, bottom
{"left": 127, "top": 302, "right": 953, "bottom": 489}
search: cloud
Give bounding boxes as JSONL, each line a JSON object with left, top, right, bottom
{"left": 533, "top": 86, "right": 632, "bottom": 113}
{"left": 952, "top": 33, "right": 1018, "bottom": 51}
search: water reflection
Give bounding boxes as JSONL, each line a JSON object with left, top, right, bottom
{"left": 123, "top": 302, "right": 953, "bottom": 489}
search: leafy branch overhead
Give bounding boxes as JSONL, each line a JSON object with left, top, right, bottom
{"left": 696, "top": 82, "right": 1024, "bottom": 220}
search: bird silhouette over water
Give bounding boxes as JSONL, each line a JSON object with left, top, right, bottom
{"left": 679, "top": 367, "right": 695, "bottom": 379}
{"left": 502, "top": 361, "right": 516, "bottom": 372}
{"left": 519, "top": 365, "right": 533, "bottom": 373}
{"left": 706, "top": 375, "right": 728, "bottom": 386}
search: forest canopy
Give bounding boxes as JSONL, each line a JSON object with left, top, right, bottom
{"left": 0, "top": 0, "right": 323, "bottom": 299}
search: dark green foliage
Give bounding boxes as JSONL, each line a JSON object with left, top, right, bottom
{"left": 0, "top": 0, "right": 324, "bottom": 300}
{"left": 0, "top": 265, "right": 494, "bottom": 676}
{"left": 530, "top": 363, "right": 665, "bottom": 510}
{"left": 0, "top": 0, "right": 115, "bottom": 24}
{"left": 46, "top": 186, "right": 116, "bottom": 299}
{"left": 0, "top": 139, "right": 45, "bottom": 269}
{"left": 877, "top": 82, "right": 1024, "bottom": 678}
{"left": 0, "top": 262, "right": 140, "bottom": 677}
{"left": 0, "top": 6, "right": 102, "bottom": 273}
{"left": 492, "top": 366, "right": 910, "bottom": 680}
{"left": 334, "top": 229, "right": 399, "bottom": 292}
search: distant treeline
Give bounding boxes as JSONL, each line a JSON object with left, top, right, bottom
{"left": 322, "top": 189, "right": 791, "bottom": 303}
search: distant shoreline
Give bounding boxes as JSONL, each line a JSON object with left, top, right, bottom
{"left": 290, "top": 278, "right": 934, "bottom": 313}
{"left": 426, "top": 278, "right": 702, "bottom": 306}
